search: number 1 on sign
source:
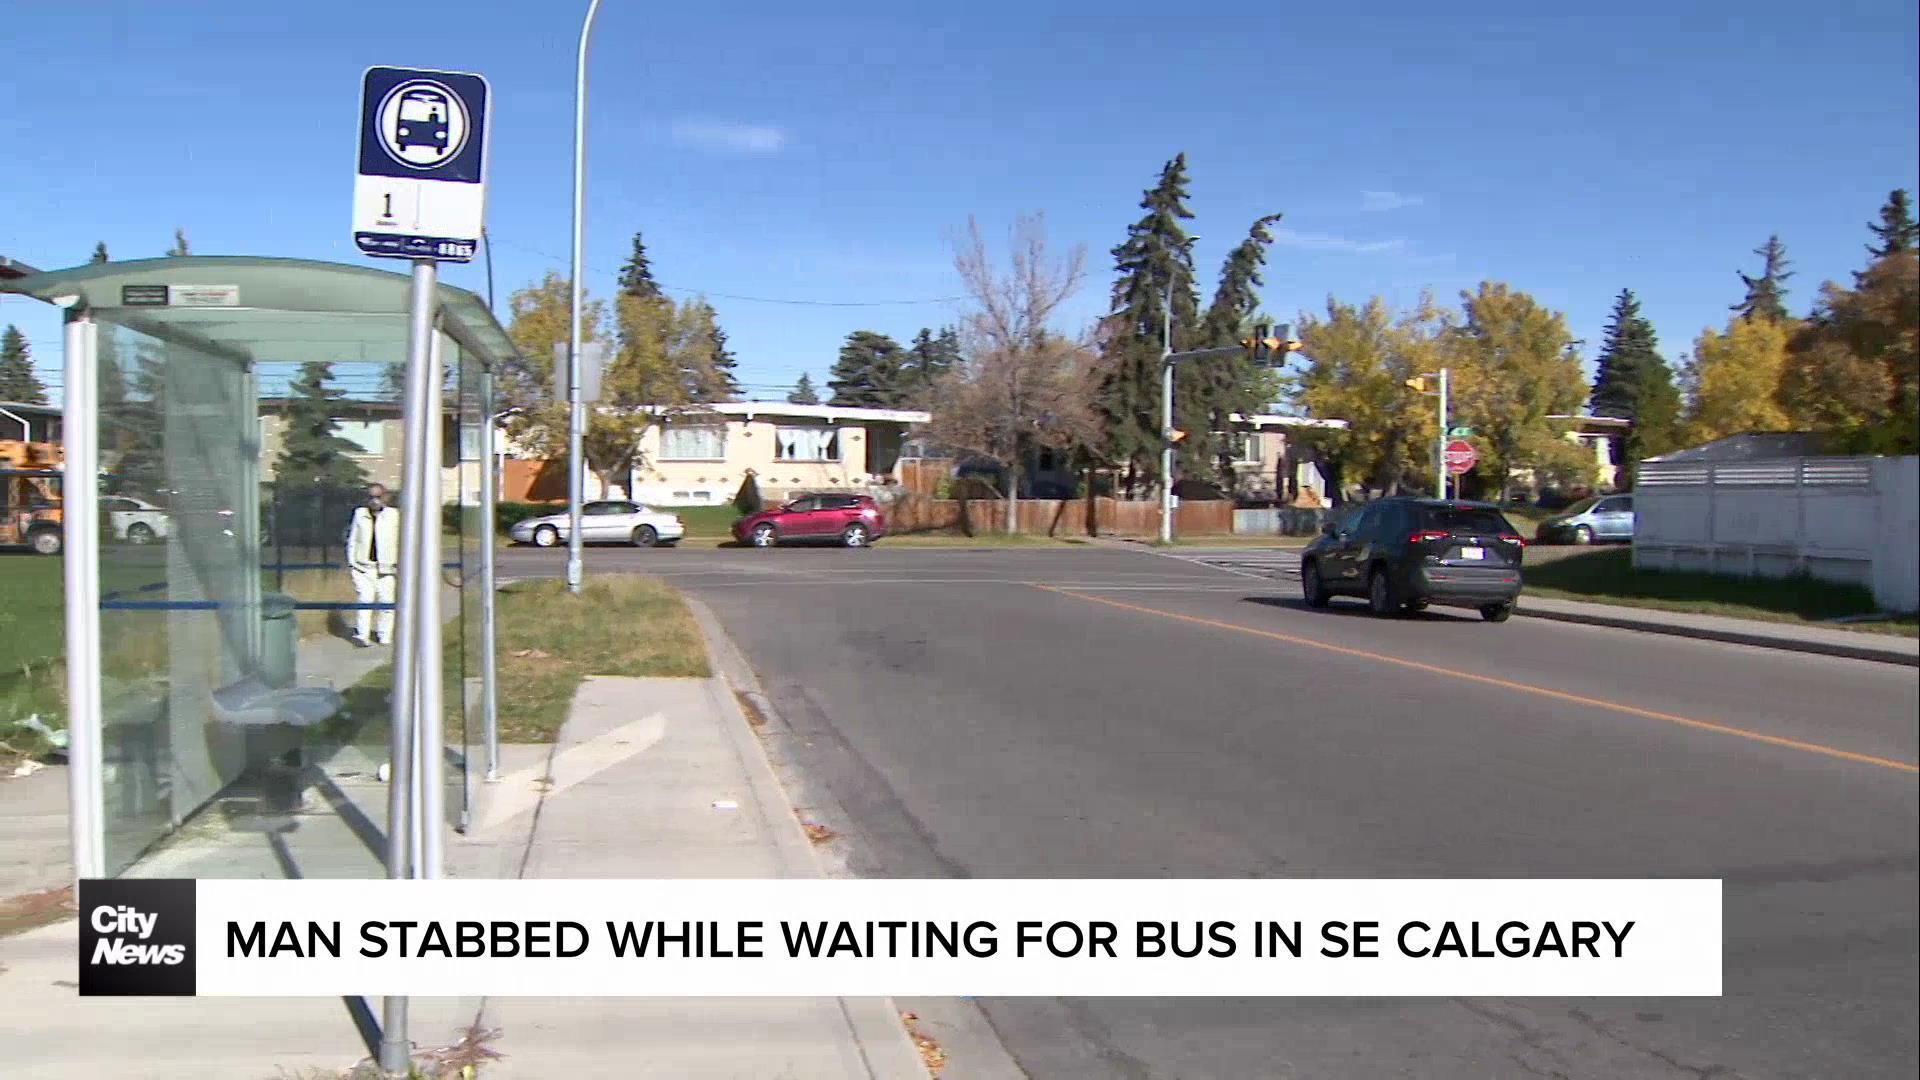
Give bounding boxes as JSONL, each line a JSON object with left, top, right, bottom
{"left": 382, "top": 193, "right": 393, "bottom": 218}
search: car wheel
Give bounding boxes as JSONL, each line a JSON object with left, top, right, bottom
{"left": 1572, "top": 525, "right": 1593, "bottom": 545}
{"left": 750, "top": 523, "right": 777, "bottom": 548}
{"left": 1481, "top": 602, "right": 1515, "bottom": 623}
{"left": 127, "top": 522, "right": 156, "bottom": 545}
{"left": 631, "top": 525, "right": 658, "bottom": 548}
{"left": 1301, "top": 559, "right": 1329, "bottom": 608}
{"left": 841, "top": 523, "right": 869, "bottom": 548}
{"left": 1367, "top": 566, "right": 1398, "bottom": 617}
{"left": 533, "top": 525, "right": 559, "bottom": 548}
{"left": 29, "top": 529, "right": 62, "bottom": 556}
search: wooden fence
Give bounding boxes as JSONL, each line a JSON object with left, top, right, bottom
{"left": 885, "top": 494, "right": 1233, "bottom": 536}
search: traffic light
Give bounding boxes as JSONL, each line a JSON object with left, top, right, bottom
{"left": 1242, "top": 323, "right": 1304, "bottom": 366}
{"left": 1405, "top": 375, "right": 1430, "bottom": 392}
{"left": 1167, "top": 428, "right": 1188, "bottom": 444}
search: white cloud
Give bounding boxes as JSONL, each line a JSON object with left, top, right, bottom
{"left": 1360, "top": 190, "right": 1423, "bottom": 212}
{"left": 669, "top": 119, "right": 788, "bottom": 154}
{"left": 1272, "top": 228, "right": 1407, "bottom": 255}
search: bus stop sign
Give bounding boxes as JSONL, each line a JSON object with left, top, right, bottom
{"left": 353, "top": 66, "right": 490, "bottom": 263}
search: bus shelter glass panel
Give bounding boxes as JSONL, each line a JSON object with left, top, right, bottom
{"left": 89, "top": 304, "right": 476, "bottom": 880}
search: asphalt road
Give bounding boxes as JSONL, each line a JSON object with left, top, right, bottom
{"left": 499, "top": 542, "right": 1920, "bottom": 1079}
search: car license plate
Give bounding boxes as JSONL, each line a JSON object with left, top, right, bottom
{"left": 1459, "top": 546, "right": 1486, "bottom": 560}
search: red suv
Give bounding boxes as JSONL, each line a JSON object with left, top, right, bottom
{"left": 733, "top": 494, "right": 887, "bottom": 548}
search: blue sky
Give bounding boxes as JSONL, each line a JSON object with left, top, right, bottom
{"left": 4, "top": 1, "right": 1916, "bottom": 405}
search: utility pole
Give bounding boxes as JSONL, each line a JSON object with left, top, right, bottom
{"left": 1408, "top": 367, "right": 1451, "bottom": 498}
{"left": 1159, "top": 283, "right": 1175, "bottom": 544}
{"left": 566, "top": 0, "right": 604, "bottom": 595}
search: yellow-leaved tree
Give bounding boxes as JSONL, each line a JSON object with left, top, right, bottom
{"left": 501, "top": 272, "right": 730, "bottom": 497}
{"left": 1446, "top": 282, "right": 1590, "bottom": 497}
{"left": 1680, "top": 316, "right": 1795, "bottom": 446}
{"left": 1291, "top": 294, "right": 1450, "bottom": 497}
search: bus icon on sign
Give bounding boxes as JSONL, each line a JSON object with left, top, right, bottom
{"left": 395, "top": 89, "right": 449, "bottom": 155}
{"left": 376, "top": 79, "right": 470, "bottom": 170}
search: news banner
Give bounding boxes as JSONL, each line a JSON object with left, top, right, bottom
{"left": 79, "top": 878, "right": 1721, "bottom": 998}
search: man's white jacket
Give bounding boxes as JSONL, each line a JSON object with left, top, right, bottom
{"left": 347, "top": 505, "right": 401, "bottom": 575}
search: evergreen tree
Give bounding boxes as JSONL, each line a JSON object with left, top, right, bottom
{"left": 828, "top": 330, "right": 905, "bottom": 407}
{"left": 1589, "top": 290, "right": 1682, "bottom": 482}
{"left": 901, "top": 326, "right": 961, "bottom": 402}
{"left": 618, "top": 231, "right": 661, "bottom": 298}
{"left": 1866, "top": 189, "right": 1917, "bottom": 260}
{"left": 91, "top": 242, "right": 109, "bottom": 264}
{"left": 1192, "top": 212, "right": 1285, "bottom": 487}
{"left": 272, "top": 362, "right": 371, "bottom": 491}
{"left": 1098, "top": 153, "right": 1201, "bottom": 495}
{"left": 707, "top": 321, "right": 740, "bottom": 399}
{"left": 1732, "top": 234, "right": 1792, "bottom": 322}
{"left": 167, "top": 228, "right": 190, "bottom": 257}
{"left": 0, "top": 325, "right": 49, "bottom": 404}
{"left": 788, "top": 372, "right": 821, "bottom": 405}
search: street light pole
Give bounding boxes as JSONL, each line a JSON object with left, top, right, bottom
{"left": 1436, "top": 367, "right": 1450, "bottom": 500}
{"left": 1158, "top": 284, "right": 1175, "bottom": 544}
{"left": 566, "top": 0, "right": 604, "bottom": 595}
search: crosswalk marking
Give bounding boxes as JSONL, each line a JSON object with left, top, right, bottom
{"left": 1165, "top": 548, "right": 1303, "bottom": 582}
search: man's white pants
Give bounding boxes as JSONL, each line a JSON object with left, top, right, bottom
{"left": 351, "top": 567, "right": 397, "bottom": 643}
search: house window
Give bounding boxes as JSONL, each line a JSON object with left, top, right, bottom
{"left": 1236, "top": 433, "right": 1263, "bottom": 464}
{"left": 775, "top": 426, "right": 839, "bottom": 462}
{"left": 661, "top": 425, "right": 727, "bottom": 460}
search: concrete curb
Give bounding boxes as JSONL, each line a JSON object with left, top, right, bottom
{"left": 686, "top": 597, "right": 935, "bottom": 1080}
{"left": 1514, "top": 604, "right": 1920, "bottom": 667}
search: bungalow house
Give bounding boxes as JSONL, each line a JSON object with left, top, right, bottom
{"left": 502, "top": 401, "right": 932, "bottom": 506}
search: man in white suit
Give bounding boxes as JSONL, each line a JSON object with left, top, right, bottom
{"left": 346, "top": 484, "right": 400, "bottom": 647}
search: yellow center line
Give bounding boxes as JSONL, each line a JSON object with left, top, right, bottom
{"left": 1029, "top": 583, "right": 1919, "bottom": 775}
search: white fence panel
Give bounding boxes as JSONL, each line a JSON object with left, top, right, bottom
{"left": 1634, "top": 455, "right": 1917, "bottom": 611}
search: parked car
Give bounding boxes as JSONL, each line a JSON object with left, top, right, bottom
{"left": 1300, "top": 497, "right": 1526, "bottom": 622}
{"left": 509, "top": 500, "right": 685, "bottom": 548}
{"left": 102, "top": 496, "right": 169, "bottom": 544}
{"left": 1535, "top": 494, "right": 1634, "bottom": 545}
{"left": 733, "top": 494, "right": 886, "bottom": 548}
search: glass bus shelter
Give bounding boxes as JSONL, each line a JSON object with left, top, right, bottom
{"left": 2, "top": 256, "right": 508, "bottom": 884}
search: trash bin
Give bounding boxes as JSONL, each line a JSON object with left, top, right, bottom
{"left": 259, "top": 592, "right": 298, "bottom": 689}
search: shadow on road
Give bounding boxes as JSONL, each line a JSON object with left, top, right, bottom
{"left": 1240, "top": 595, "right": 1477, "bottom": 623}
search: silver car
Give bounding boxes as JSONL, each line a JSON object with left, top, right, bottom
{"left": 509, "top": 500, "right": 686, "bottom": 548}
{"left": 1537, "top": 494, "right": 1635, "bottom": 544}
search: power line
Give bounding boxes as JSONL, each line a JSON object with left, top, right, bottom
{"left": 488, "top": 236, "right": 965, "bottom": 308}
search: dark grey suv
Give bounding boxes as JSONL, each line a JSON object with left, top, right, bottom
{"left": 1301, "top": 498, "right": 1526, "bottom": 621}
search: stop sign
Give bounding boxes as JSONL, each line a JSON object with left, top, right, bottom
{"left": 1444, "top": 438, "right": 1478, "bottom": 475}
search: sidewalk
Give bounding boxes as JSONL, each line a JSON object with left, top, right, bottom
{"left": 0, "top": 673, "right": 925, "bottom": 1078}
{"left": 1516, "top": 594, "right": 1920, "bottom": 666}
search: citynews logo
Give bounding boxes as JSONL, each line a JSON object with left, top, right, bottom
{"left": 78, "top": 879, "right": 197, "bottom": 996}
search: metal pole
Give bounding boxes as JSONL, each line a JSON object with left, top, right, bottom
{"left": 567, "top": 0, "right": 604, "bottom": 595}
{"left": 61, "top": 311, "right": 104, "bottom": 880}
{"left": 417, "top": 330, "right": 445, "bottom": 882}
{"left": 1158, "top": 284, "right": 1174, "bottom": 544}
{"left": 380, "top": 258, "right": 439, "bottom": 1075}
{"left": 479, "top": 379, "right": 501, "bottom": 783}
{"left": 1436, "top": 367, "right": 1449, "bottom": 500}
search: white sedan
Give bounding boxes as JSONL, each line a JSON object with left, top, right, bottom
{"left": 509, "top": 500, "right": 685, "bottom": 548}
{"left": 102, "top": 496, "right": 170, "bottom": 544}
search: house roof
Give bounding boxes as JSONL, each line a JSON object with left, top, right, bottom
{"left": 1646, "top": 432, "right": 1827, "bottom": 462}
{"left": 1548, "top": 413, "right": 1632, "bottom": 431}
{"left": 0, "top": 254, "right": 42, "bottom": 280}
{"left": 700, "top": 401, "right": 930, "bottom": 424}
{"left": 1232, "top": 413, "right": 1351, "bottom": 430}
{"left": 0, "top": 400, "right": 61, "bottom": 418}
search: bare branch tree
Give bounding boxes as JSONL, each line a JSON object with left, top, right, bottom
{"left": 926, "top": 214, "right": 1105, "bottom": 531}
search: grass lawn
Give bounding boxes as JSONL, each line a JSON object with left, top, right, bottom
{"left": 492, "top": 575, "right": 709, "bottom": 741}
{"left": 1522, "top": 548, "right": 1918, "bottom": 636}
